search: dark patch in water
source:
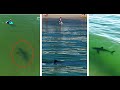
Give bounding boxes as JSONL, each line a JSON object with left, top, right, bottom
{"left": 54, "top": 60, "right": 63, "bottom": 65}
{"left": 43, "top": 59, "right": 63, "bottom": 65}
{"left": 16, "top": 48, "right": 29, "bottom": 61}
{"left": 92, "top": 47, "right": 115, "bottom": 54}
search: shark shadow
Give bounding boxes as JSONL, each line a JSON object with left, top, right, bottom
{"left": 92, "top": 47, "right": 115, "bottom": 54}
{"left": 16, "top": 48, "right": 29, "bottom": 62}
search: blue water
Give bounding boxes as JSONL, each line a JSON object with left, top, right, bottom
{"left": 42, "top": 18, "right": 87, "bottom": 76}
{"left": 90, "top": 14, "right": 120, "bottom": 43}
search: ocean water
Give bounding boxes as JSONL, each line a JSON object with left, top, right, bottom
{"left": 0, "top": 14, "right": 40, "bottom": 76}
{"left": 89, "top": 14, "right": 120, "bottom": 76}
{"left": 42, "top": 18, "right": 87, "bottom": 76}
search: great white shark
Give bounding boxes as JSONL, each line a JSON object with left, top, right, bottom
{"left": 92, "top": 47, "right": 115, "bottom": 54}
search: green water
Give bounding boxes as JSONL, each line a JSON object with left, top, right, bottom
{"left": 90, "top": 34, "right": 120, "bottom": 76}
{"left": 0, "top": 14, "right": 40, "bottom": 76}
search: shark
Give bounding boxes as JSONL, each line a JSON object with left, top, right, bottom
{"left": 16, "top": 48, "right": 29, "bottom": 61}
{"left": 92, "top": 47, "right": 115, "bottom": 54}
{"left": 54, "top": 60, "right": 60, "bottom": 64}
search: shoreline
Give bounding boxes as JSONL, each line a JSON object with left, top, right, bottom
{"left": 42, "top": 14, "right": 87, "bottom": 19}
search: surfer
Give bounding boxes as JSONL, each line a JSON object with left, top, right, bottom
{"left": 59, "top": 17, "right": 63, "bottom": 25}
{"left": 6, "top": 19, "right": 13, "bottom": 25}
{"left": 92, "top": 47, "right": 115, "bottom": 54}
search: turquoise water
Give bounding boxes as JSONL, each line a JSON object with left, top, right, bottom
{"left": 90, "top": 14, "right": 120, "bottom": 42}
{"left": 42, "top": 18, "right": 87, "bottom": 76}
{"left": 90, "top": 14, "right": 120, "bottom": 76}
{"left": 0, "top": 15, "right": 40, "bottom": 76}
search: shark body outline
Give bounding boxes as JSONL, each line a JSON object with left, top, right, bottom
{"left": 92, "top": 47, "right": 115, "bottom": 54}
{"left": 16, "top": 48, "right": 29, "bottom": 61}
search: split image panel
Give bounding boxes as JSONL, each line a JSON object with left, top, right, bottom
{"left": 42, "top": 14, "right": 87, "bottom": 76}
{"left": 89, "top": 14, "right": 120, "bottom": 76}
{"left": 2, "top": 14, "right": 119, "bottom": 76}
{"left": 0, "top": 14, "right": 40, "bottom": 76}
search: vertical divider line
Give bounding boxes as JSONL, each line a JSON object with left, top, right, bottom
{"left": 40, "top": 14, "right": 42, "bottom": 76}
{"left": 87, "top": 14, "right": 89, "bottom": 76}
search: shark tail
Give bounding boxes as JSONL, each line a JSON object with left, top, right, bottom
{"left": 111, "top": 51, "right": 115, "bottom": 54}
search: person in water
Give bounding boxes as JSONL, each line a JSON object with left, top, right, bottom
{"left": 59, "top": 17, "right": 63, "bottom": 25}
{"left": 6, "top": 19, "right": 13, "bottom": 24}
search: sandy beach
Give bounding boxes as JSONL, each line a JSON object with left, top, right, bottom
{"left": 42, "top": 14, "right": 87, "bottom": 19}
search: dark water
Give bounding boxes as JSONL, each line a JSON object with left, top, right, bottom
{"left": 42, "top": 18, "right": 87, "bottom": 76}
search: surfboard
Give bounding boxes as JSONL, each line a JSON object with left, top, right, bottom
{"left": 9, "top": 21, "right": 14, "bottom": 25}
